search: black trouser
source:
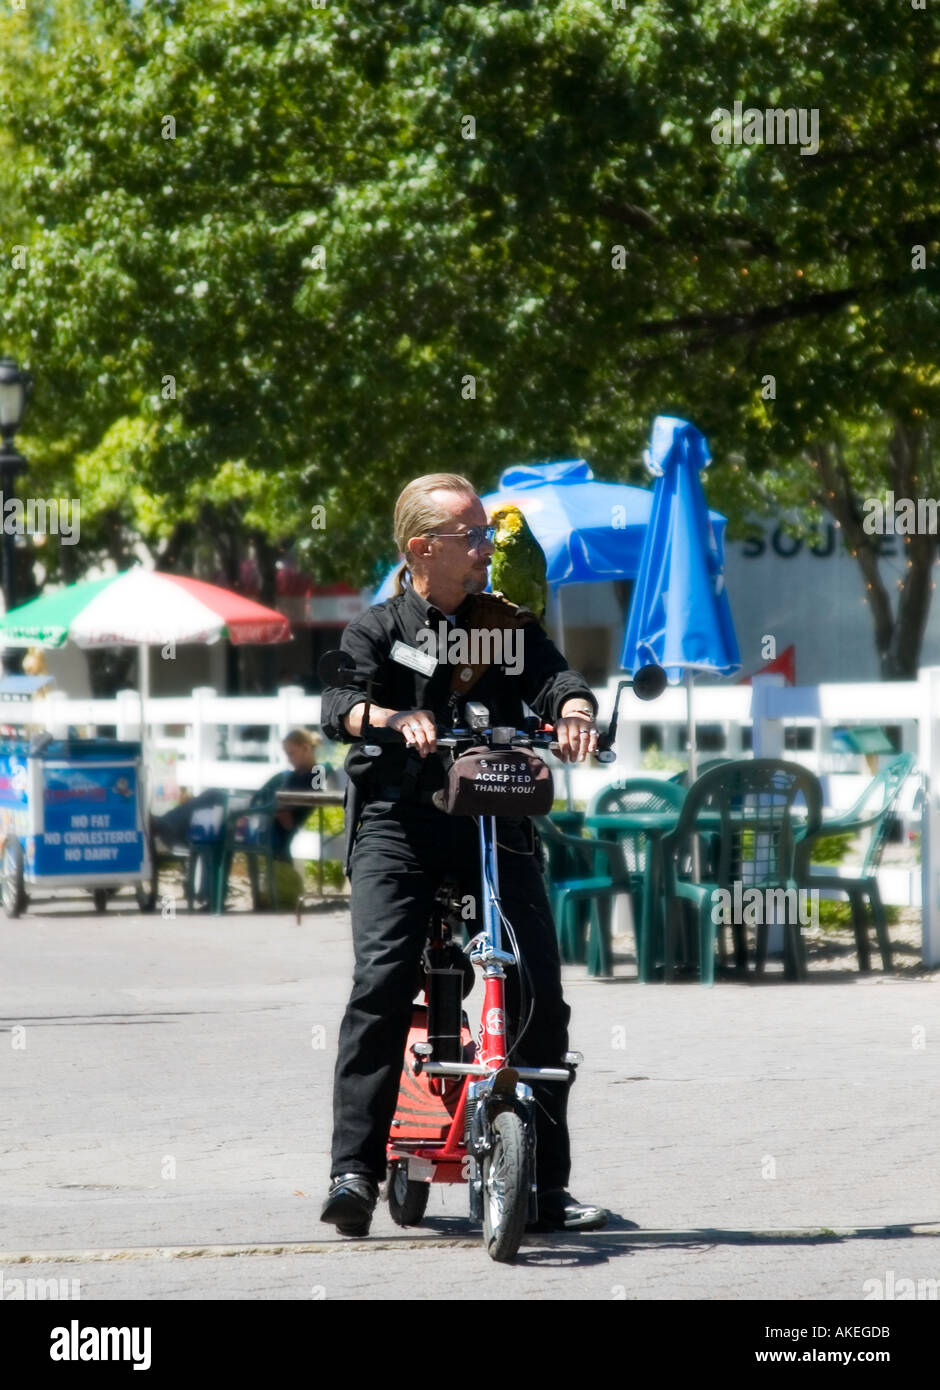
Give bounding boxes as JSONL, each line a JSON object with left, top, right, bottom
{"left": 329, "top": 799, "right": 573, "bottom": 1192}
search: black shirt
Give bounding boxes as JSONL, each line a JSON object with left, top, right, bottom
{"left": 265, "top": 769, "right": 314, "bottom": 857}
{"left": 282, "top": 768, "right": 317, "bottom": 829}
{"left": 320, "top": 583, "right": 597, "bottom": 796}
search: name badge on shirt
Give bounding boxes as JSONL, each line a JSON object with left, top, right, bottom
{"left": 391, "top": 640, "right": 437, "bottom": 677}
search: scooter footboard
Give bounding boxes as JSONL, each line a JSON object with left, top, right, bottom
{"left": 388, "top": 1004, "right": 474, "bottom": 1147}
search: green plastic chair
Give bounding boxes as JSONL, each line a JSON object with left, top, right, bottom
{"left": 793, "top": 753, "right": 915, "bottom": 973}
{"left": 541, "top": 809, "right": 586, "bottom": 888}
{"left": 586, "top": 778, "right": 687, "bottom": 981}
{"left": 184, "top": 789, "right": 251, "bottom": 913}
{"left": 540, "top": 809, "right": 591, "bottom": 944}
{"left": 213, "top": 773, "right": 289, "bottom": 914}
{"left": 535, "top": 816, "right": 632, "bottom": 976}
{"left": 659, "top": 759, "right": 823, "bottom": 985}
{"left": 669, "top": 757, "right": 733, "bottom": 789}
{"left": 668, "top": 762, "right": 733, "bottom": 878}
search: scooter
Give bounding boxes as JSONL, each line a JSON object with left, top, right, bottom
{"left": 319, "top": 649, "right": 666, "bottom": 1261}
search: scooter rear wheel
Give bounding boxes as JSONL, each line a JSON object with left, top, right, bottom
{"left": 482, "top": 1110, "right": 529, "bottom": 1263}
{"left": 387, "top": 1159, "right": 431, "bottom": 1227}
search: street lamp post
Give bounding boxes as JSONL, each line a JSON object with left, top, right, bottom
{"left": 0, "top": 356, "right": 33, "bottom": 614}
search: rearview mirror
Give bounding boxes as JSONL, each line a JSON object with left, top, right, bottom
{"left": 632, "top": 664, "right": 667, "bottom": 701}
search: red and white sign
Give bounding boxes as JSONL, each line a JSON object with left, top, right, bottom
{"left": 276, "top": 583, "right": 369, "bottom": 629}
{"left": 304, "top": 587, "right": 368, "bottom": 628}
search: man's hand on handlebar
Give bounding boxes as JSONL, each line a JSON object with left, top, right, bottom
{"left": 553, "top": 711, "right": 599, "bottom": 764}
{"left": 387, "top": 709, "right": 438, "bottom": 757}
{"left": 380, "top": 705, "right": 598, "bottom": 764}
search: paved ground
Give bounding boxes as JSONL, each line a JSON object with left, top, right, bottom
{"left": 3, "top": 892, "right": 940, "bottom": 1300}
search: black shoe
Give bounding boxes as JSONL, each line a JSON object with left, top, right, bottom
{"left": 320, "top": 1172, "right": 379, "bottom": 1236}
{"left": 526, "top": 1189, "right": 609, "bottom": 1232}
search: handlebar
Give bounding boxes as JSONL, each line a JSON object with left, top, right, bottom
{"left": 436, "top": 726, "right": 555, "bottom": 751}
{"left": 377, "top": 719, "right": 614, "bottom": 764}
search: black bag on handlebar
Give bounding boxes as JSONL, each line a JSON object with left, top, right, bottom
{"left": 431, "top": 746, "right": 554, "bottom": 818}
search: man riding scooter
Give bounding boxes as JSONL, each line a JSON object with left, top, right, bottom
{"left": 319, "top": 473, "right": 608, "bottom": 1237}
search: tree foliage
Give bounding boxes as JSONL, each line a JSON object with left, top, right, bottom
{"left": 0, "top": 0, "right": 937, "bottom": 669}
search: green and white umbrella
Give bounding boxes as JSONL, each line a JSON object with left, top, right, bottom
{"left": 0, "top": 568, "right": 292, "bottom": 754}
{"left": 0, "top": 568, "right": 291, "bottom": 649}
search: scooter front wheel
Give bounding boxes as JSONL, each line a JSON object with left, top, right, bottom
{"left": 387, "top": 1159, "right": 431, "bottom": 1227}
{"left": 482, "top": 1110, "right": 529, "bottom": 1263}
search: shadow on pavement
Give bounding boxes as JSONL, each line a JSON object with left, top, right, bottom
{"left": 410, "top": 1215, "right": 940, "bottom": 1268}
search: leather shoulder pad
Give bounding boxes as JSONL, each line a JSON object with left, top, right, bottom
{"left": 471, "top": 591, "right": 538, "bottom": 627}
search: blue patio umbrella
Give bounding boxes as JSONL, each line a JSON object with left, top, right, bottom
{"left": 620, "top": 416, "right": 741, "bottom": 780}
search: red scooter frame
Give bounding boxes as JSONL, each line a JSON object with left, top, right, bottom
{"left": 385, "top": 724, "right": 575, "bottom": 1262}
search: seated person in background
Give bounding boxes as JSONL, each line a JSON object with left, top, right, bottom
{"left": 22, "top": 647, "right": 51, "bottom": 683}
{"left": 152, "top": 728, "right": 324, "bottom": 863}
{"left": 21, "top": 648, "right": 54, "bottom": 738}
{"left": 273, "top": 728, "right": 324, "bottom": 858}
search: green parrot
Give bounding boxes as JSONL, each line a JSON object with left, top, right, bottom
{"left": 489, "top": 503, "right": 548, "bottom": 623}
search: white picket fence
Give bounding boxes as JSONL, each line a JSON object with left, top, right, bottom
{"left": 13, "top": 685, "right": 322, "bottom": 794}
{"left": 5, "top": 672, "right": 940, "bottom": 964}
{"left": 18, "top": 675, "right": 923, "bottom": 797}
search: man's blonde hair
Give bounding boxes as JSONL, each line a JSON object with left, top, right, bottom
{"left": 391, "top": 473, "right": 478, "bottom": 594}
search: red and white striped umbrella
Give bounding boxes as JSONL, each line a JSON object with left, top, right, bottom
{"left": 0, "top": 568, "right": 291, "bottom": 648}
{"left": 0, "top": 570, "right": 293, "bottom": 760}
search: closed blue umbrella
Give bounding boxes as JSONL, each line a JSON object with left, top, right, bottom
{"left": 620, "top": 416, "right": 741, "bottom": 780}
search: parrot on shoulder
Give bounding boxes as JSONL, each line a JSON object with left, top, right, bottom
{"left": 488, "top": 503, "right": 548, "bottom": 623}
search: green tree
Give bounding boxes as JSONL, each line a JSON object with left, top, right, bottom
{"left": 0, "top": 0, "right": 937, "bottom": 675}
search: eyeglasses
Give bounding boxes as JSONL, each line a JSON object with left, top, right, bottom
{"left": 426, "top": 525, "right": 496, "bottom": 551}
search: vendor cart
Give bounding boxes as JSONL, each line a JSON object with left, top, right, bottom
{"left": 0, "top": 735, "right": 157, "bottom": 916}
